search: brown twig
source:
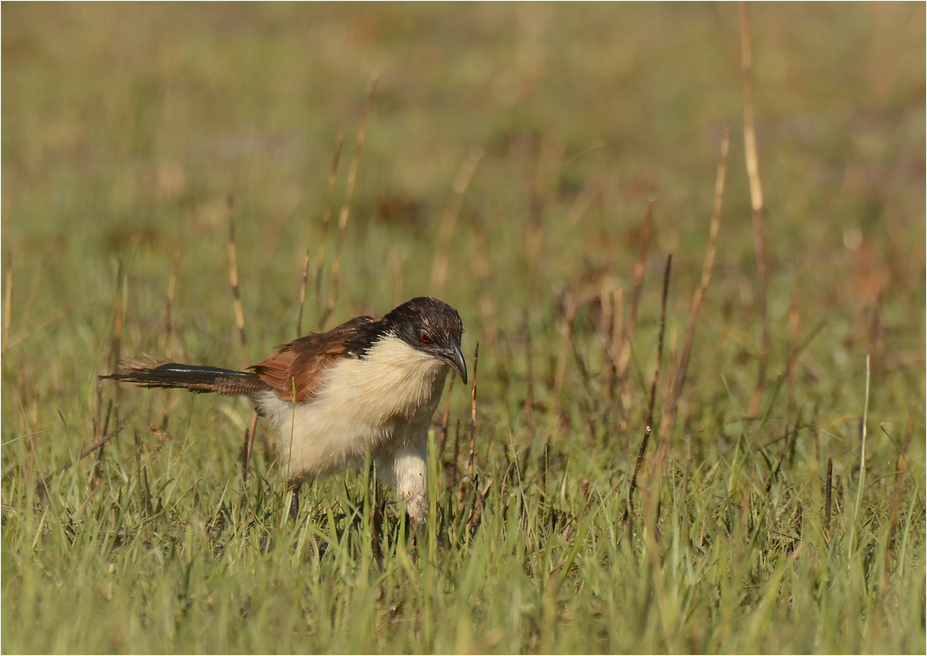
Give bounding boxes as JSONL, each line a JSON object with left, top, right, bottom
{"left": 311, "top": 132, "right": 345, "bottom": 333}
{"left": 625, "top": 254, "right": 672, "bottom": 540}
{"left": 741, "top": 2, "right": 770, "bottom": 417}
{"left": 323, "top": 74, "right": 378, "bottom": 329}
{"left": 80, "top": 428, "right": 120, "bottom": 463}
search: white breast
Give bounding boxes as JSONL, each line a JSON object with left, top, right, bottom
{"left": 255, "top": 335, "right": 449, "bottom": 481}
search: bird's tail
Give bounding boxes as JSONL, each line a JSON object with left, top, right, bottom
{"left": 101, "top": 360, "right": 269, "bottom": 397}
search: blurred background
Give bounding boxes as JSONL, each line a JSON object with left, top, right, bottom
{"left": 2, "top": 2, "right": 924, "bottom": 473}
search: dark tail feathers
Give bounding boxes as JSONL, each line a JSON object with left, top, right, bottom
{"left": 101, "top": 361, "right": 269, "bottom": 397}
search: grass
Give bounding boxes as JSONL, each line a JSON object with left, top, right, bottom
{"left": 2, "top": 3, "right": 925, "bottom": 653}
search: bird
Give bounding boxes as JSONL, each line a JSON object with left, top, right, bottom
{"left": 102, "top": 296, "right": 467, "bottom": 524}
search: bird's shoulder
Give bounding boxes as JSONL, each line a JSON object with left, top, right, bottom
{"left": 248, "top": 315, "right": 389, "bottom": 402}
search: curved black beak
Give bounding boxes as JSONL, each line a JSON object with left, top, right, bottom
{"left": 444, "top": 340, "right": 468, "bottom": 385}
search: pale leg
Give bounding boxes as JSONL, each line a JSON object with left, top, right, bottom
{"left": 375, "top": 429, "right": 429, "bottom": 524}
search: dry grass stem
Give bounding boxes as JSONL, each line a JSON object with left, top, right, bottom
{"left": 241, "top": 410, "right": 259, "bottom": 482}
{"left": 111, "top": 260, "right": 125, "bottom": 375}
{"left": 324, "top": 74, "right": 378, "bottom": 329}
{"left": 438, "top": 374, "right": 455, "bottom": 458}
{"left": 521, "top": 309, "right": 537, "bottom": 467}
{"left": 17, "top": 240, "right": 55, "bottom": 344}
{"left": 48, "top": 420, "right": 118, "bottom": 482}
{"left": 625, "top": 254, "right": 672, "bottom": 540}
{"left": 164, "top": 253, "right": 179, "bottom": 361}
{"left": 226, "top": 196, "right": 259, "bottom": 480}
{"left": 295, "top": 250, "right": 311, "bottom": 337}
{"left": 2, "top": 252, "right": 12, "bottom": 364}
{"left": 467, "top": 341, "right": 480, "bottom": 480}
{"left": 824, "top": 456, "right": 833, "bottom": 535}
{"left": 160, "top": 254, "right": 180, "bottom": 431}
{"left": 552, "top": 290, "right": 575, "bottom": 423}
{"left": 226, "top": 195, "right": 249, "bottom": 367}
{"left": 431, "top": 147, "right": 484, "bottom": 292}
{"left": 646, "top": 255, "right": 673, "bottom": 428}
{"left": 880, "top": 407, "right": 914, "bottom": 602}
{"left": 741, "top": 2, "right": 770, "bottom": 416}
{"left": 607, "top": 285, "right": 626, "bottom": 413}
{"left": 786, "top": 272, "right": 801, "bottom": 403}
{"left": 103, "top": 257, "right": 126, "bottom": 476}
{"left": 598, "top": 283, "right": 617, "bottom": 397}
{"left": 649, "top": 128, "right": 729, "bottom": 529}
{"left": 312, "top": 132, "right": 345, "bottom": 331}
{"left": 615, "top": 199, "right": 655, "bottom": 423}
{"left": 134, "top": 431, "right": 153, "bottom": 514}
{"left": 847, "top": 355, "right": 871, "bottom": 562}
{"left": 657, "top": 129, "right": 729, "bottom": 444}
{"left": 470, "top": 228, "right": 500, "bottom": 352}
{"left": 617, "top": 198, "right": 655, "bottom": 383}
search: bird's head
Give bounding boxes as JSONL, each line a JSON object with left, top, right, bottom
{"left": 385, "top": 297, "right": 467, "bottom": 384}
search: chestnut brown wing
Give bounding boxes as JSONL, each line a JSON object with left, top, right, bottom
{"left": 249, "top": 315, "right": 382, "bottom": 402}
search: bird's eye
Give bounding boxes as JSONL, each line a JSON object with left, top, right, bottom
{"left": 419, "top": 331, "right": 432, "bottom": 344}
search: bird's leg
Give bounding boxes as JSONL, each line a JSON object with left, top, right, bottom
{"left": 379, "top": 435, "right": 429, "bottom": 525}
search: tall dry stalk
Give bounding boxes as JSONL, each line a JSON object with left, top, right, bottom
{"left": 466, "top": 342, "right": 480, "bottom": 480}
{"left": 647, "top": 129, "right": 730, "bottom": 533}
{"left": 2, "top": 252, "right": 12, "bottom": 364}
{"left": 226, "top": 195, "right": 249, "bottom": 367}
{"left": 161, "top": 255, "right": 180, "bottom": 431}
{"left": 615, "top": 198, "right": 655, "bottom": 410}
{"left": 625, "top": 254, "right": 672, "bottom": 541}
{"left": 521, "top": 309, "right": 537, "bottom": 468}
{"left": 438, "top": 374, "right": 455, "bottom": 459}
{"left": 785, "top": 272, "right": 801, "bottom": 404}
{"left": 824, "top": 456, "right": 833, "bottom": 536}
{"left": 309, "top": 132, "right": 344, "bottom": 333}
{"left": 741, "top": 2, "right": 770, "bottom": 417}
{"left": 431, "top": 147, "right": 484, "bottom": 292}
{"left": 226, "top": 195, "right": 259, "bottom": 479}
{"left": 323, "top": 74, "right": 378, "bottom": 330}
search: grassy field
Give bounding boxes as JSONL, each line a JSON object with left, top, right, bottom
{"left": 2, "top": 3, "right": 925, "bottom": 653}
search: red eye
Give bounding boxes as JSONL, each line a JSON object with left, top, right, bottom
{"left": 419, "top": 332, "right": 432, "bottom": 344}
